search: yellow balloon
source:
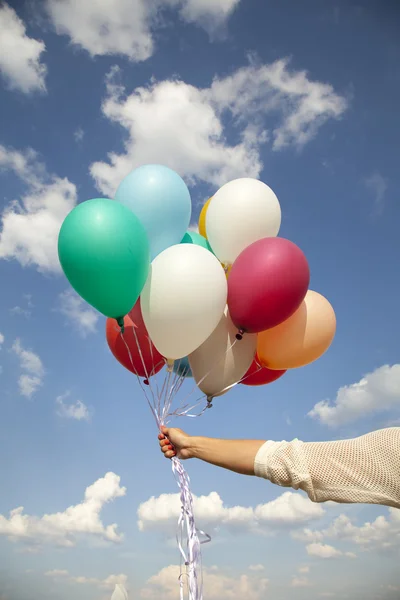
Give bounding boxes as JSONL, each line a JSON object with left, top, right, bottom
{"left": 198, "top": 197, "right": 212, "bottom": 238}
{"left": 257, "top": 290, "right": 336, "bottom": 370}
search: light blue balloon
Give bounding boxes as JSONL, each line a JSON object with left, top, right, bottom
{"left": 173, "top": 356, "right": 193, "bottom": 378}
{"left": 114, "top": 165, "right": 192, "bottom": 259}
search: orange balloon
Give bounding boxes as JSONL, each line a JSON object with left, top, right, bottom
{"left": 198, "top": 198, "right": 212, "bottom": 238}
{"left": 257, "top": 290, "right": 336, "bottom": 370}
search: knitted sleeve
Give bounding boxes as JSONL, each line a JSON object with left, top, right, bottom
{"left": 254, "top": 428, "right": 400, "bottom": 509}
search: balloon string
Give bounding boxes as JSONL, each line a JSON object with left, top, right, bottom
{"left": 119, "top": 329, "right": 210, "bottom": 600}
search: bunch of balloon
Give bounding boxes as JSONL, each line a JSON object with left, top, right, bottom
{"left": 58, "top": 169, "right": 337, "bottom": 600}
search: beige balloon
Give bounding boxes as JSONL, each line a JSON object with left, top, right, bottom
{"left": 257, "top": 290, "right": 336, "bottom": 370}
{"left": 189, "top": 307, "right": 257, "bottom": 398}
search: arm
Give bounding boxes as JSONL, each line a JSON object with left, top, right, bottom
{"left": 159, "top": 427, "right": 265, "bottom": 475}
{"left": 159, "top": 427, "right": 400, "bottom": 509}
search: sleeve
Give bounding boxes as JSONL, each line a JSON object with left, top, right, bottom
{"left": 254, "top": 427, "right": 400, "bottom": 509}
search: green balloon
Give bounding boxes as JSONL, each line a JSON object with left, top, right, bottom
{"left": 181, "top": 230, "right": 214, "bottom": 254}
{"left": 58, "top": 198, "right": 150, "bottom": 319}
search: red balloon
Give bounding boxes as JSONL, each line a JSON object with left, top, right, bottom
{"left": 106, "top": 300, "right": 164, "bottom": 378}
{"left": 240, "top": 356, "right": 286, "bottom": 386}
{"left": 228, "top": 238, "right": 310, "bottom": 334}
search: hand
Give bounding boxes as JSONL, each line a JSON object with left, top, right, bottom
{"left": 158, "top": 426, "right": 194, "bottom": 460}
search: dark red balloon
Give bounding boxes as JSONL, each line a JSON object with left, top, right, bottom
{"left": 228, "top": 238, "right": 310, "bottom": 334}
{"left": 240, "top": 356, "right": 286, "bottom": 386}
{"left": 106, "top": 300, "right": 164, "bottom": 378}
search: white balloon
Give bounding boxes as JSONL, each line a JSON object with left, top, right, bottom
{"left": 111, "top": 584, "right": 128, "bottom": 600}
{"left": 206, "top": 178, "right": 281, "bottom": 265}
{"left": 141, "top": 244, "right": 227, "bottom": 360}
{"left": 189, "top": 307, "right": 256, "bottom": 398}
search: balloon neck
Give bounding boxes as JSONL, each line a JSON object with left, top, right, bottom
{"left": 143, "top": 379, "right": 149, "bottom": 386}
{"left": 206, "top": 396, "right": 214, "bottom": 408}
{"left": 236, "top": 329, "right": 245, "bottom": 341}
{"left": 166, "top": 358, "right": 175, "bottom": 372}
{"left": 116, "top": 316, "right": 125, "bottom": 334}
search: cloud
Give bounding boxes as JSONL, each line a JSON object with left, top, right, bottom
{"left": 11, "top": 339, "right": 44, "bottom": 398}
{"left": 57, "top": 290, "right": 99, "bottom": 336}
{"left": 10, "top": 294, "right": 34, "bottom": 319}
{"left": 309, "top": 364, "right": 400, "bottom": 426}
{"left": 90, "top": 59, "right": 347, "bottom": 197}
{"left": 45, "top": 569, "right": 128, "bottom": 590}
{"left": 0, "top": 333, "right": 4, "bottom": 346}
{"left": 294, "top": 509, "right": 400, "bottom": 555}
{"left": 56, "top": 392, "right": 90, "bottom": 422}
{"left": 74, "top": 128, "right": 84, "bottom": 142}
{"left": 306, "top": 543, "right": 343, "bottom": 559}
{"left": 0, "top": 472, "right": 126, "bottom": 550}
{"left": 298, "top": 566, "right": 310, "bottom": 574}
{"left": 0, "top": 145, "right": 77, "bottom": 273}
{"left": 291, "top": 576, "right": 312, "bottom": 587}
{"left": 248, "top": 564, "right": 265, "bottom": 572}
{"left": 365, "top": 172, "right": 388, "bottom": 216}
{"left": 46, "top": 0, "right": 239, "bottom": 62}
{"left": 179, "top": 0, "right": 240, "bottom": 33}
{"left": 141, "top": 564, "right": 269, "bottom": 600}
{"left": 138, "top": 490, "right": 324, "bottom": 536}
{"left": 0, "top": 4, "right": 47, "bottom": 93}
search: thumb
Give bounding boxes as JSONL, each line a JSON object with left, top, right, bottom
{"left": 160, "top": 426, "right": 169, "bottom": 437}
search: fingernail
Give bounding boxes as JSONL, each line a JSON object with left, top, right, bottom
{"left": 168, "top": 445, "right": 173, "bottom": 450}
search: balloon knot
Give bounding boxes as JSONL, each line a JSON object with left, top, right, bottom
{"left": 143, "top": 379, "right": 149, "bottom": 386}
{"left": 207, "top": 397, "right": 213, "bottom": 408}
{"left": 116, "top": 316, "right": 125, "bottom": 334}
{"left": 236, "top": 329, "right": 244, "bottom": 341}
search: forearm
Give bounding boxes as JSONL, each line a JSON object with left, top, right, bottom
{"left": 191, "top": 436, "right": 266, "bottom": 476}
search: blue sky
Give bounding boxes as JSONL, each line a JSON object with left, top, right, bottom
{"left": 0, "top": 0, "right": 399, "bottom": 599}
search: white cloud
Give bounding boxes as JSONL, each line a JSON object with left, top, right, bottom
{"left": 56, "top": 392, "right": 90, "bottom": 422}
{"left": 90, "top": 59, "right": 347, "bottom": 196}
{"left": 138, "top": 490, "right": 324, "bottom": 536}
{"left": 57, "top": 290, "right": 99, "bottom": 336}
{"left": 0, "top": 472, "right": 126, "bottom": 550}
{"left": 298, "top": 566, "right": 310, "bottom": 574}
{"left": 46, "top": 0, "right": 239, "bottom": 62}
{"left": 45, "top": 569, "right": 128, "bottom": 590}
{"left": 0, "top": 145, "right": 77, "bottom": 273}
{"left": 141, "top": 564, "right": 269, "bottom": 600}
{"left": 10, "top": 306, "right": 31, "bottom": 318}
{"left": 11, "top": 338, "right": 44, "bottom": 398}
{"left": 291, "top": 576, "right": 311, "bottom": 587}
{"left": 179, "top": 0, "right": 240, "bottom": 32}
{"left": 365, "top": 172, "right": 388, "bottom": 216}
{"left": 0, "top": 333, "right": 4, "bottom": 346}
{"left": 0, "top": 3, "right": 47, "bottom": 93}
{"left": 74, "top": 128, "right": 84, "bottom": 142}
{"left": 309, "top": 364, "right": 400, "bottom": 427}
{"left": 306, "top": 543, "right": 343, "bottom": 559}
{"left": 248, "top": 564, "right": 265, "bottom": 572}
{"left": 295, "top": 509, "right": 400, "bottom": 555}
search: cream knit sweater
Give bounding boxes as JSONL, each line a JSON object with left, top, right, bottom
{"left": 254, "top": 427, "right": 400, "bottom": 508}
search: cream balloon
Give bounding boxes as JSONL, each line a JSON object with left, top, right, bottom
{"left": 189, "top": 307, "right": 256, "bottom": 398}
{"left": 141, "top": 244, "right": 227, "bottom": 360}
{"left": 257, "top": 290, "right": 336, "bottom": 370}
{"left": 206, "top": 178, "right": 282, "bottom": 265}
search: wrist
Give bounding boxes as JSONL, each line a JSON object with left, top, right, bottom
{"left": 188, "top": 435, "right": 204, "bottom": 459}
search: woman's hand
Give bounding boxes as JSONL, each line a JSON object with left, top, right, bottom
{"left": 158, "top": 426, "right": 194, "bottom": 460}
